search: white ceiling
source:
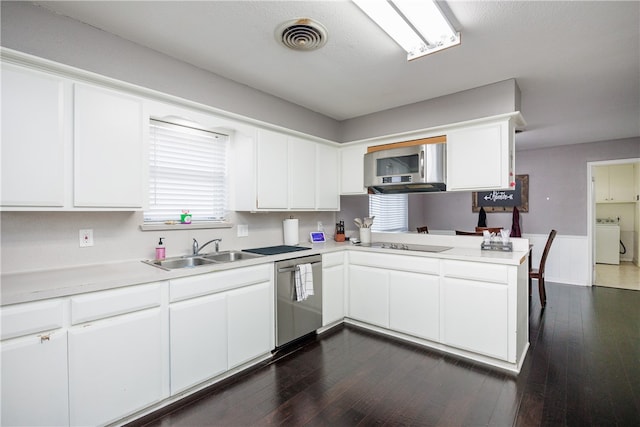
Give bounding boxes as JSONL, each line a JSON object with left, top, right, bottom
{"left": 35, "top": 1, "right": 639, "bottom": 150}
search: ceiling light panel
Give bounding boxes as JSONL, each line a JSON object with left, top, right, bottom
{"left": 353, "top": 0, "right": 460, "bottom": 61}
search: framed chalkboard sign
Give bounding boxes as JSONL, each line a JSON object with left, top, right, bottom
{"left": 472, "top": 174, "right": 529, "bottom": 212}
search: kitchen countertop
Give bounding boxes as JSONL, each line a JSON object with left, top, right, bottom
{"left": 1, "top": 235, "right": 529, "bottom": 306}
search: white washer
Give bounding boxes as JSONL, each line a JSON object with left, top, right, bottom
{"left": 596, "top": 223, "right": 620, "bottom": 265}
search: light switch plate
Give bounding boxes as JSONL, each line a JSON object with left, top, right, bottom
{"left": 237, "top": 224, "right": 249, "bottom": 237}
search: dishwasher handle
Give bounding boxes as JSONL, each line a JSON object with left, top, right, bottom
{"left": 277, "top": 261, "right": 321, "bottom": 273}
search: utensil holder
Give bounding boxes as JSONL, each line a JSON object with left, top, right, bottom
{"left": 360, "top": 228, "right": 371, "bottom": 244}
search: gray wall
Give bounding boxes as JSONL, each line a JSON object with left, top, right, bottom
{"left": 413, "top": 137, "right": 640, "bottom": 235}
{"left": 339, "top": 79, "right": 521, "bottom": 142}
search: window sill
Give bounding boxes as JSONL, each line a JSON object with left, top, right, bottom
{"left": 140, "top": 221, "right": 234, "bottom": 231}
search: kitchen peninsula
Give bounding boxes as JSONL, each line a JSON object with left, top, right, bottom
{"left": 1, "top": 232, "right": 529, "bottom": 426}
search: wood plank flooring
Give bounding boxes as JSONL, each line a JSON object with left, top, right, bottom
{"left": 133, "top": 282, "right": 640, "bottom": 427}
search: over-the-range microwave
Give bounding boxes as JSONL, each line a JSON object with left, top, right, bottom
{"left": 363, "top": 142, "right": 446, "bottom": 194}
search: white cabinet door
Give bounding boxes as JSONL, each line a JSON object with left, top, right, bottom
{"left": 256, "top": 129, "right": 288, "bottom": 209}
{"left": 1, "top": 64, "right": 66, "bottom": 207}
{"left": 316, "top": 143, "right": 340, "bottom": 210}
{"left": 68, "top": 308, "right": 164, "bottom": 426}
{"left": 442, "top": 277, "right": 509, "bottom": 360}
{"left": 322, "top": 263, "right": 345, "bottom": 326}
{"left": 348, "top": 265, "right": 389, "bottom": 328}
{"left": 595, "top": 164, "right": 635, "bottom": 202}
{"left": 289, "top": 137, "right": 316, "bottom": 209}
{"left": 235, "top": 129, "right": 339, "bottom": 211}
{"left": 446, "top": 120, "right": 514, "bottom": 191}
{"left": 1, "top": 331, "right": 69, "bottom": 426}
{"left": 340, "top": 144, "right": 367, "bottom": 194}
{"left": 227, "top": 281, "right": 273, "bottom": 368}
{"left": 389, "top": 271, "right": 439, "bottom": 341}
{"left": 609, "top": 164, "right": 635, "bottom": 202}
{"left": 594, "top": 166, "right": 610, "bottom": 202}
{"left": 74, "top": 84, "right": 144, "bottom": 208}
{"left": 169, "top": 293, "right": 227, "bottom": 394}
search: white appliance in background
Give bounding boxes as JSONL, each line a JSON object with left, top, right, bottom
{"left": 596, "top": 218, "right": 620, "bottom": 265}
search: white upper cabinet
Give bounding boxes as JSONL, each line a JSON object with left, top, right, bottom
{"left": 339, "top": 144, "right": 368, "bottom": 195}
{"left": 595, "top": 164, "right": 635, "bottom": 203}
{"left": 316, "top": 143, "right": 340, "bottom": 210}
{"left": 255, "top": 129, "right": 289, "bottom": 209}
{"left": 1, "top": 63, "right": 146, "bottom": 211}
{"left": 74, "top": 84, "right": 144, "bottom": 208}
{"left": 289, "top": 136, "right": 316, "bottom": 209}
{"left": 1, "top": 64, "right": 66, "bottom": 207}
{"left": 234, "top": 128, "right": 340, "bottom": 211}
{"left": 340, "top": 114, "right": 521, "bottom": 195}
{"left": 446, "top": 117, "right": 516, "bottom": 191}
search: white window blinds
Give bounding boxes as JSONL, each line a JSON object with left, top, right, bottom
{"left": 369, "top": 194, "right": 408, "bottom": 232}
{"left": 145, "top": 119, "right": 229, "bottom": 222}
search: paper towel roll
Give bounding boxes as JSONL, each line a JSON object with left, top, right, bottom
{"left": 283, "top": 219, "right": 299, "bottom": 245}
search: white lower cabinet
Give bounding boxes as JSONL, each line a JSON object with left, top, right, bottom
{"left": 442, "top": 261, "right": 515, "bottom": 361}
{"left": 169, "top": 264, "right": 274, "bottom": 392}
{"left": 389, "top": 270, "right": 439, "bottom": 341}
{"left": 169, "top": 293, "right": 227, "bottom": 394}
{"left": 348, "top": 265, "right": 389, "bottom": 328}
{"left": 346, "top": 251, "right": 524, "bottom": 370}
{"left": 67, "top": 283, "right": 166, "bottom": 426}
{"left": 68, "top": 308, "right": 165, "bottom": 426}
{"left": 322, "top": 252, "right": 345, "bottom": 326}
{"left": 227, "top": 281, "right": 273, "bottom": 368}
{"left": 1, "top": 299, "right": 68, "bottom": 426}
{"left": 1, "top": 330, "right": 69, "bottom": 426}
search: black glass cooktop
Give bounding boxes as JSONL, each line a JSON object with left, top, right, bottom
{"left": 242, "top": 245, "right": 311, "bottom": 256}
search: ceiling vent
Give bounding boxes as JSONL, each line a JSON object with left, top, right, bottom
{"left": 276, "top": 18, "right": 327, "bottom": 51}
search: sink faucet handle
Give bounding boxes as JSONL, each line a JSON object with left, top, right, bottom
{"left": 192, "top": 238, "right": 199, "bottom": 255}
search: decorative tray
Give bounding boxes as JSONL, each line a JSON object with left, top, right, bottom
{"left": 481, "top": 241, "right": 513, "bottom": 252}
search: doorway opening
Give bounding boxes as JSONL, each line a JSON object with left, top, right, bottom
{"left": 588, "top": 158, "right": 640, "bottom": 290}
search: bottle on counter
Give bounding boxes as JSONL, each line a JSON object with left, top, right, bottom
{"left": 155, "top": 237, "right": 166, "bottom": 260}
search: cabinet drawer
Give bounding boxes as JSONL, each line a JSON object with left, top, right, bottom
{"left": 349, "top": 251, "right": 439, "bottom": 275}
{"left": 70, "top": 283, "right": 162, "bottom": 325}
{"left": 322, "top": 251, "right": 344, "bottom": 268}
{"left": 442, "top": 260, "right": 508, "bottom": 284}
{"left": 170, "top": 264, "right": 272, "bottom": 302}
{"left": 1, "top": 299, "right": 64, "bottom": 340}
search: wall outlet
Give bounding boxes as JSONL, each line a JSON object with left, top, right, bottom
{"left": 79, "top": 229, "right": 94, "bottom": 247}
{"left": 237, "top": 224, "right": 249, "bottom": 237}
{"left": 317, "top": 221, "right": 324, "bottom": 232}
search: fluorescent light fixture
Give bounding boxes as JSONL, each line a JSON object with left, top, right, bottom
{"left": 353, "top": 0, "right": 460, "bottom": 60}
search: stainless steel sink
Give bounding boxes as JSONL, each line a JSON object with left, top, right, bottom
{"left": 142, "top": 251, "right": 263, "bottom": 270}
{"left": 144, "top": 256, "right": 217, "bottom": 270}
{"left": 200, "top": 251, "right": 263, "bottom": 263}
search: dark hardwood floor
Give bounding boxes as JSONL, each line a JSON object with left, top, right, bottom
{"left": 134, "top": 283, "right": 640, "bottom": 426}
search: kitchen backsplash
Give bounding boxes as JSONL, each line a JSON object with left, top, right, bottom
{"left": 0, "top": 211, "right": 336, "bottom": 274}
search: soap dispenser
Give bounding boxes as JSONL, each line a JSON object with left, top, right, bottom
{"left": 155, "top": 237, "right": 166, "bottom": 260}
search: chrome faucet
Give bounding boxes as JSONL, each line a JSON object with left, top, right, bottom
{"left": 192, "top": 238, "right": 222, "bottom": 255}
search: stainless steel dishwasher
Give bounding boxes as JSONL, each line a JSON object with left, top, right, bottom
{"left": 275, "top": 254, "right": 323, "bottom": 348}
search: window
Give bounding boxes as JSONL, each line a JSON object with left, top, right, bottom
{"left": 369, "top": 194, "right": 408, "bottom": 232}
{"left": 145, "top": 119, "right": 229, "bottom": 223}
